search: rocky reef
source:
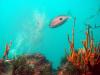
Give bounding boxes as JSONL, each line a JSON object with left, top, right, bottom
{"left": 12, "top": 53, "right": 53, "bottom": 75}
{"left": 0, "top": 53, "right": 53, "bottom": 75}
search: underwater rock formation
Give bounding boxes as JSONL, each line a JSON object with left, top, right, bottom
{"left": 12, "top": 53, "right": 53, "bottom": 75}
{"left": 0, "top": 60, "right": 6, "bottom": 75}
{"left": 0, "top": 59, "right": 12, "bottom": 75}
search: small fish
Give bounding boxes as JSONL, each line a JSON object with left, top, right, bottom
{"left": 50, "top": 16, "right": 70, "bottom": 28}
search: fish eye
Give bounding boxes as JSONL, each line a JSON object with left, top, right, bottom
{"left": 59, "top": 18, "right": 63, "bottom": 20}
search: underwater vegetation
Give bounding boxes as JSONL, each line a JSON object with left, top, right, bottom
{"left": 0, "top": 17, "right": 100, "bottom": 75}
{"left": 0, "top": 27, "right": 99, "bottom": 75}
{"left": 0, "top": 14, "right": 100, "bottom": 75}
{"left": 58, "top": 25, "right": 100, "bottom": 75}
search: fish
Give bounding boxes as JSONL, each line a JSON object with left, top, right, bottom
{"left": 50, "top": 16, "right": 70, "bottom": 28}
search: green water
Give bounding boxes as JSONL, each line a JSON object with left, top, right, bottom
{"left": 0, "top": 0, "right": 100, "bottom": 68}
